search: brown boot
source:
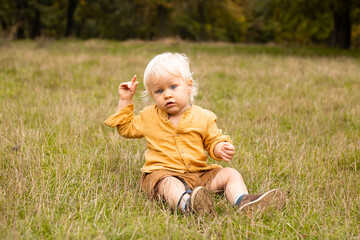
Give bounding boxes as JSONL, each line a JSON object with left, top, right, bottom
{"left": 189, "top": 187, "right": 217, "bottom": 217}
{"left": 238, "top": 189, "right": 286, "bottom": 213}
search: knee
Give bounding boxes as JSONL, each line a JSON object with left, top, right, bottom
{"left": 160, "top": 176, "right": 179, "bottom": 189}
{"left": 161, "top": 176, "right": 172, "bottom": 188}
{"left": 222, "top": 167, "right": 243, "bottom": 180}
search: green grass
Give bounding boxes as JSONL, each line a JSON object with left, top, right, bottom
{"left": 1, "top": 39, "right": 359, "bottom": 239}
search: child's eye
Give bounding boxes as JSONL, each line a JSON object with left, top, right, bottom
{"left": 156, "top": 89, "right": 163, "bottom": 94}
{"left": 170, "top": 85, "right": 177, "bottom": 89}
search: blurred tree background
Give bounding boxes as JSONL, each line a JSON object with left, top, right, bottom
{"left": 0, "top": 0, "right": 359, "bottom": 49}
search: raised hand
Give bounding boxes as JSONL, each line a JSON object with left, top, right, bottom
{"left": 117, "top": 75, "right": 139, "bottom": 111}
{"left": 118, "top": 75, "right": 139, "bottom": 101}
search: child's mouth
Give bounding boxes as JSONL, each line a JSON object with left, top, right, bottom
{"left": 166, "top": 102, "right": 175, "bottom": 107}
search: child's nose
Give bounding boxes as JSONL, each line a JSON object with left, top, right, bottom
{"left": 164, "top": 89, "right": 172, "bottom": 98}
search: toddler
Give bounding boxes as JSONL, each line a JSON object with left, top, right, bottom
{"left": 104, "top": 53, "right": 285, "bottom": 216}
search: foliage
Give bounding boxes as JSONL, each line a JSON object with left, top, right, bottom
{"left": 245, "top": 0, "right": 334, "bottom": 44}
{"left": 1, "top": 0, "right": 360, "bottom": 48}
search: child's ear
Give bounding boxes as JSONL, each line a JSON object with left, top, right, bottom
{"left": 187, "top": 79, "right": 193, "bottom": 93}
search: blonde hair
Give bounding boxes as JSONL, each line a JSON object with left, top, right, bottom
{"left": 142, "top": 52, "right": 198, "bottom": 103}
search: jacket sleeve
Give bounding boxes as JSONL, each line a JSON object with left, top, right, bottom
{"left": 203, "top": 111, "right": 232, "bottom": 161}
{"left": 104, "top": 103, "right": 144, "bottom": 138}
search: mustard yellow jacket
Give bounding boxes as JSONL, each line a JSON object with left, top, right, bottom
{"left": 104, "top": 104, "right": 231, "bottom": 173}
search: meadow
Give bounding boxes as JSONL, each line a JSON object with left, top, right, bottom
{"left": 0, "top": 39, "right": 359, "bottom": 239}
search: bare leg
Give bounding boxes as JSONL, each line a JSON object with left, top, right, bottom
{"left": 209, "top": 167, "right": 248, "bottom": 204}
{"left": 155, "top": 176, "right": 187, "bottom": 209}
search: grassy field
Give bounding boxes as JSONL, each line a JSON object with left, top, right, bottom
{"left": 1, "top": 39, "right": 359, "bottom": 239}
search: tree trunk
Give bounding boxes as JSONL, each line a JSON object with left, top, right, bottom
{"left": 329, "top": 0, "right": 351, "bottom": 49}
{"left": 16, "top": 2, "right": 27, "bottom": 39}
{"left": 30, "top": 9, "right": 41, "bottom": 39}
{"left": 65, "top": 0, "right": 78, "bottom": 37}
{"left": 157, "top": 4, "right": 168, "bottom": 39}
{"left": 197, "top": 1, "right": 206, "bottom": 41}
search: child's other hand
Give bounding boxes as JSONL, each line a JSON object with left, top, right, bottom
{"left": 214, "top": 142, "right": 235, "bottom": 162}
{"left": 118, "top": 75, "right": 139, "bottom": 100}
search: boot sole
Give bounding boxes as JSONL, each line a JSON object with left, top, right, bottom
{"left": 239, "top": 189, "right": 286, "bottom": 213}
{"left": 191, "top": 187, "right": 217, "bottom": 217}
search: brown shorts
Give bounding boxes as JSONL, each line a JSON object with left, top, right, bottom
{"left": 140, "top": 168, "right": 223, "bottom": 198}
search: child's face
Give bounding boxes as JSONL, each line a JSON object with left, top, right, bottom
{"left": 147, "top": 75, "right": 193, "bottom": 117}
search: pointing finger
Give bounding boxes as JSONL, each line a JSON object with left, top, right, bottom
{"left": 133, "top": 81, "right": 139, "bottom": 89}
{"left": 131, "top": 81, "right": 139, "bottom": 92}
{"left": 131, "top": 75, "right": 137, "bottom": 84}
